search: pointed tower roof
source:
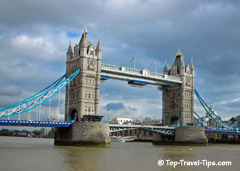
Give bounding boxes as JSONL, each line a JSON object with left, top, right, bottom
{"left": 176, "top": 49, "right": 181, "bottom": 57}
{"left": 172, "top": 49, "right": 185, "bottom": 68}
{"left": 163, "top": 60, "right": 168, "bottom": 72}
{"left": 190, "top": 58, "right": 194, "bottom": 69}
{"left": 96, "top": 36, "right": 102, "bottom": 51}
{"left": 79, "top": 25, "right": 91, "bottom": 48}
{"left": 67, "top": 40, "right": 73, "bottom": 54}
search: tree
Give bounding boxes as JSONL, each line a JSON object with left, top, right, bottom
{"left": 110, "top": 118, "right": 118, "bottom": 124}
{"left": 143, "top": 117, "right": 152, "bottom": 123}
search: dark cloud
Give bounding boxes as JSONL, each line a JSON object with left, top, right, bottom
{"left": 104, "top": 102, "right": 138, "bottom": 112}
{"left": 128, "top": 106, "right": 137, "bottom": 111}
{"left": 0, "top": 0, "right": 240, "bottom": 120}
{"left": 0, "top": 85, "right": 21, "bottom": 96}
{"left": 105, "top": 103, "right": 124, "bottom": 111}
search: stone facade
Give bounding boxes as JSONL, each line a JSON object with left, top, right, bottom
{"left": 55, "top": 122, "right": 110, "bottom": 146}
{"left": 55, "top": 27, "right": 110, "bottom": 146}
{"left": 174, "top": 127, "right": 207, "bottom": 144}
{"left": 162, "top": 50, "right": 194, "bottom": 126}
{"left": 152, "top": 127, "right": 207, "bottom": 145}
{"left": 65, "top": 27, "right": 102, "bottom": 122}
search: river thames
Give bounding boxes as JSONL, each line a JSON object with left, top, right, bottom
{"left": 0, "top": 136, "right": 239, "bottom": 171}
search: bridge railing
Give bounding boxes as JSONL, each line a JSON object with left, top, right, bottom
{"left": 109, "top": 124, "right": 175, "bottom": 136}
{"left": 0, "top": 120, "right": 71, "bottom": 127}
{"left": 101, "top": 64, "right": 141, "bottom": 74}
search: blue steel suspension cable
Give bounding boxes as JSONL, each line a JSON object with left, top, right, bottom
{"left": 229, "top": 120, "right": 239, "bottom": 127}
{"left": 194, "top": 116, "right": 213, "bottom": 129}
{"left": 0, "top": 69, "right": 80, "bottom": 118}
{"left": 194, "top": 116, "right": 204, "bottom": 127}
{"left": 3, "top": 69, "right": 80, "bottom": 118}
{"left": 194, "top": 89, "right": 237, "bottom": 129}
{"left": 194, "top": 90, "right": 229, "bottom": 129}
{"left": 195, "top": 90, "right": 238, "bottom": 130}
{"left": 0, "top": 70, "right": 79, "bottom": 118}
{"left": 195, "top": 89, "right": 227, "bottom": 125}
{"left": 194, "top": 111, "right": 218, "bottom": 129}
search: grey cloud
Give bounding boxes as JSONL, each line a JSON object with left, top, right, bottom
{"left": 104, "top": 102, "right": 138, "bottom": 112}
{"left": 105, "top": 103, "right": 124, "bottom": 110}
{"left": 0, "top": 85, "right": 21, "bottom": 96}
{"left": 0, "top": 0, "right": 240, "bottom": 120}
{"left": 127, "top": 106, "right": 137, "bottom": 111}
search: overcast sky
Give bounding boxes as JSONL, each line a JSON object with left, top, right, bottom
{"left": 0, "top": 0, "right": 240, "bottom": 122}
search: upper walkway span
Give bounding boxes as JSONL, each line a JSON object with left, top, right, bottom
{"left": 100, "top": 63, "right": 182, "bottom": 86}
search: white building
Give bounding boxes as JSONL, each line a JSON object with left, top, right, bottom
{"left": 116, "top": 118, "right": 133, "bottom": 125}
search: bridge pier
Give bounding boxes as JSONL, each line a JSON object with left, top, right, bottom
{"left": 153, "top": 127, "right": 207, "bottom": 145}
{"left": 54, "top": 122, "right": 110, "bottom": 146}
{"left": 152, "top": 133, "right": 174, "bottom": 145}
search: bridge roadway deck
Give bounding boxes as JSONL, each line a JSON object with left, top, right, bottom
{"left": 0, "top": 120, "right": 239, "bottom": 136}
{"left": 0, "top": 120, "right": 71, "bottom": 127}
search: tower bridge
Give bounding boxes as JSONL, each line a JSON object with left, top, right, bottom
{"left": 64, "top": 27, "right": 195, "bottom": 128}
{"left": 0, "top": 26, "right": 239, "bottom": 145}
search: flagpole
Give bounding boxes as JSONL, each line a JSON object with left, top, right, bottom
{"left": 131, "top": 57, "right": 136, "bottom": 69}
{"left": 151, "top": 62, "right": 156, "bottom": 73}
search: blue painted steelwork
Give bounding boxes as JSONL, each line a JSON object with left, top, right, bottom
{"left": 110, "top": 124, "right": 240, "bottom": 136}
{"left": 194, "top": 111, "right": 218, "bottom": 129}
{"left": 205, "top": 129, "right": 240, "bottom": 135}
{"left": 101, "top": 75, "right": 110, "bottom": 79}
{"left": 1, "top": 120, "right": 240, "bottom": 136}
{"left": 195, "top": 90, "right": 225, "bottom": 128}
{"left": 194, "top": 116, "right": 202, "bottom": 125}
{"left": 194, "top": 89, "right": 238, "bottom": 130}
{"left": 0, "top": 69, "right": 80, "bottom": 118}
{"left": 109, "top": 124, "right": 175, "bottom": 136}
{"left": 128, "top": 80, "right": 148, "bottom": 85}
{"left": 230, "top": 120, "right": 240, "bottom": 128}
{"left": 0, "top": 75, "right": 65, "bottom": 112}
{"left": 0, "top": 120, "right": 71, "bottom": 127}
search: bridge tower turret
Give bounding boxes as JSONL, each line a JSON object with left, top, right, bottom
{"left": 163, "top": 60, "right": 168, "bottom": 75}
{"left": 65, "top": 26, "right": 102, "bottom": 122}
{"left": 162, "top": 49, "right": 195, "bottom": 127}
{"left": 66, "top": 40, "right": 73, "bottom": 61}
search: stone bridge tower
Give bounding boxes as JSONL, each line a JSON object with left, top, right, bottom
{"left": 162, "top": 50, "right": 194, "bottom": 127}
{"left": 65, "top": 26, "right": 102, "bottom": 122}
{"left": 55, "top": 27, "right": 110, "bottom": 146}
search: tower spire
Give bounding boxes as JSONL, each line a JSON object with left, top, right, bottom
{"left": 83, "top": 25, "right": 87, "bottom": 33}
{"left": 163, "top": 60, "right": 168, "bottom": 74}
{"left": 67, "top": 40, "right": 73, "bottom": 54}
{"left": 96, "top": 36, "right": 102, "bottom": 51}
{"left": 176, "top": 49, "right": 182, "bottom": 56}
{"left": 190, "top": 58, "right": 194, "bottom": 69}
{"left": 180, "top": 55, "right": 185, "bottom": 68}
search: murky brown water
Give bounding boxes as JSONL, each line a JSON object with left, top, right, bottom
{"left": 0, "top": 136, "right": 239, "bottom": 171}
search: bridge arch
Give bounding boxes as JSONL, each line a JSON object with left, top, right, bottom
{"left": 68, "top": 108, "right": 78, "bottom": 122}
{"left": 170, "top": 116, "right": 180, "bottom": 127}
